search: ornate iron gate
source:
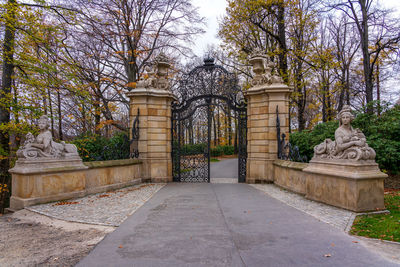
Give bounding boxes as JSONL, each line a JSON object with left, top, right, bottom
{"left": 171, "top": 58, "right": 247, "bottom": 182}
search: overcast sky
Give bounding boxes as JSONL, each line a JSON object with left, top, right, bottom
{"left": 192, "top": 0, "right": 400, "bottom": 57}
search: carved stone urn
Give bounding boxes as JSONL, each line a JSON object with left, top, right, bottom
{"left": 248, "top": 53, "right": 266, "bottom": 76}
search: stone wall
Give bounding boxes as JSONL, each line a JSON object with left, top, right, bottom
{"left": 9, "top": 159, "right": 142, "bottom": 210}
{"left": 273, "top": 159, "right": 307, "bottom": 195}
{"left": 272, "top": 159, "right": 385, "bottom": 212}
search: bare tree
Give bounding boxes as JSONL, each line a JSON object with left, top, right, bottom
{"left": 330, "top": 0, "right": 400, "bottom": 113}
{"left": 76, "top": 0, "right": 204, "bottom": 91}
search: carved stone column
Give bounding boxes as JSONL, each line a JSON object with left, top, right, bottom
{"left": 126, "top": 53, "right": 176, "bottom": 183}
{"left": 245, "top": 51, "right": 292, "bottom": 183}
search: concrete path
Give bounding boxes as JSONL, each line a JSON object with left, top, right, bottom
{"left": 77, "top": 183, "right": 397, "bottom": 267}
{"left": 211, "top": 158, "right": 238, "bottom": 183}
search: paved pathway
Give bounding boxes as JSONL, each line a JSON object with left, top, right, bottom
{"left": 211, "top": 158, "right": 238, "bottom": 183}
{"left": 77, "top": 183, "right": 397, "bottom": 267}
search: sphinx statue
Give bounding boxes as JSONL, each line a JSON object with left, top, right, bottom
{"left": 313, "top": 105, "right": 376, "bottom": 161}
{"left": 17, "top": 115, "right": 80, "bottom": 159}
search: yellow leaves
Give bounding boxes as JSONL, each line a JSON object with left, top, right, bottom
{"left": 126, "top": 82, "right": 137, "bottom": 88}
{"left": 96, "top": 120, "right": 117, "bottom": 130}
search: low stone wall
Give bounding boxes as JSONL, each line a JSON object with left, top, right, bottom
{"left": 272, "top": 159, "right": 386, "bottom": 212}
{"left": 273, "top": 160, "right": 308, "bottom": 195}
{"left": 10, "top": 159, "right": 142, "bottom": 210}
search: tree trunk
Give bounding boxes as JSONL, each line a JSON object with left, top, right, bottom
{"left": 277, "top": 4, "right": 289, "bottom": 83}
{"left": 224, "top": 108, "right": 228, "bottom": 145}
{"left": 57, "top": 90, "right": 63, "bottom": 140}
{"left": 322, "top": 90, "right": 327, "bottom": 122}
{"left": 228, "top": 107, "right": 232, "bottom": 146}
{"left": 234, "top": 113, "right": 238, "bottom": 154}
{"left": 359, "top": 0, "right": 373, "bottom": 113}
{"left": 94, "top": 94, "right": 101, "bottom": 135}
{"left": 47, "top": 88, "right": 55, "bottom": 137}
{"left": 346, "top": 68, "right": 351, "bottom": 105}
{"left": 0, "top": 0, "right": 17, "bottom": 172}
{"left": 376, "top": 63, "right": 380, "bottom": 116}
{"left": 217, "top": 107, "right": 220, "bottom": 146}
{"left": 213, "top": 111, "right": 217, "bottom": 146}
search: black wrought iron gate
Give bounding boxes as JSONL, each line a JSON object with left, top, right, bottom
{"left": 171, "top": 58, "right": 247, "bottom": 183}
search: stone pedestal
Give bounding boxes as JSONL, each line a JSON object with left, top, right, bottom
{"left": 303, "top": 159, "right": 386, "bottom": 212}
{"left": 245, "top": 83, "right": 291, "bottom": 183}
{"left": 126, "top": 88, "right": 176, "bottom": 183}
{"left": 9, "top": 158, "right": 88, "bottom": 210}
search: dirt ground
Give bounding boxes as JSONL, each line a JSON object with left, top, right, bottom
{"left": 385, "top": 174, "right": 400, "bottom": 189}
{"left": 0, "top": 210, "right": 114, "bottom": 267}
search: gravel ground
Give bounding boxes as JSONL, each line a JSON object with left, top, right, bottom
{"left": 26, "top": 183, "right": 165, "bottom": 226}
{"left": 0, "top": 183, "right": 164, "bottom": 266}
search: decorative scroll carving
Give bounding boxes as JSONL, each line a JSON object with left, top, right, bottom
{"left": 16, "top": 115, "right": 80, "bottom": 159}
{"left": 313, "top": 105, "right": 376, "bottom": 161}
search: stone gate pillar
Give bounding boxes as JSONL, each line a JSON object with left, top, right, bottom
{"left": 245, "top": 51, "right": 292, "bottom": 183}
{"left": 126, "top": 53, "right": 176, "bottom": 183}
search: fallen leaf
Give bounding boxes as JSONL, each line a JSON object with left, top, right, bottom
{"left": 53, "top": 201, "right": 79, "bottom": 206}
{"left": 331, "top": 243, "right": 335, "bottom": 247}
{"left": 119, "top": 245, "right": 123, "bottom": 248}
{"left": 352, "top": 241, "right": 358, "bottom": 243}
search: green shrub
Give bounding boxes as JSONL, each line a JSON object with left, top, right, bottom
{"left": 289, "top": 120, "right": 338, "bottom": 161}
{"left": 182, "top": 143, "right": 207, "bottom": 155}
{"left": 352, "top": 104, "right": 400, "bottom": 174}
{"left": 210, "top": 146, "right": 223, "bottom": 157}
{"left": 290, "top": 103, "right": 400, "bottom": 174}
{"left": 222, "top": 145, "right": 235, "bottom": 155}
{"left": 72, "top": 132, "right": 130, "bottom": 162}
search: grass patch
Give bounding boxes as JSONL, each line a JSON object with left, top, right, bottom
{"left": 210, "top": 158, "right": 220, "bottom": 162}
{"left": 350, "top": 190, "right": 400, "bottom": 242}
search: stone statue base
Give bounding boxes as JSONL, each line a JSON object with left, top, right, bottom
{"left": 303, "top": 159, "right": 386, "bottom": 212}
{"left": 10, "top": 157, "right": 87, "bottom": 174}
{"left": 9, "top": 158, "right": 88, "bottom": 211}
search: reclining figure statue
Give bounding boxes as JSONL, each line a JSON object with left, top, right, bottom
{"left": 17, "top": 115, "right": 79, "bottom": 159}
{"left": 313, "top": 105, "right": 376, "bottom": 161}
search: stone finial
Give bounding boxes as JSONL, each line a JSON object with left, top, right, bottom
{"left": 312, "top": 105, "right": 376, "bottom": 161}
{"left": 248, "top": 49, "right": 283, "bottom": 86}
{"left": 248, "top": 48, "right": 267, "bottom": 86}
{"left": 16, "top": 115, "right": 80, "bottom": 160}
{"left": 135, "top": 53, "right": 171, "bottom": 90}
{"left": 155, "top": 52, "right": 170, "bottom": 90}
